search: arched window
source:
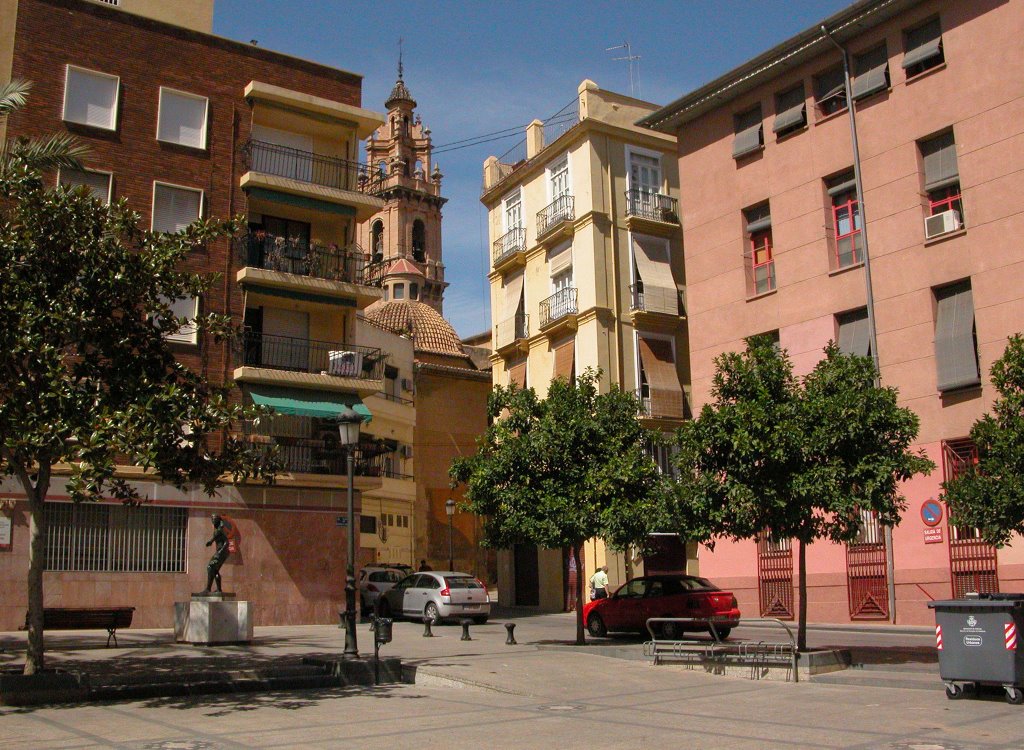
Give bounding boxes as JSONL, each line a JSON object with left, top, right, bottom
{"left": 378, "top": 160, "right": 387, "bottom": 178}
{"left": 412, "top": 219, "right": 426, "bottom": 262}
{"left": 414, "top": 159, "right": 424, "bottom": 179}
{"left": 371, "top": 220, "right": 384, "bottom": 262}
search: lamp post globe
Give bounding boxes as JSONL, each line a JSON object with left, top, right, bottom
{"left": 445, "top": 499, "right": 456, "bottom": 572}
{"left": 338, "top": 406, "right": 362, "bottom": 657}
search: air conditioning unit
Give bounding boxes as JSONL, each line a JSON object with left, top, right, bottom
{"left": 925, "top": 209, "right": 962, "bottom": 239}
{"left": 401, "top": 377, "right": 415, "bottom": 393}
{"left": 400, "top": 445, "right": 414, "bottom": 459}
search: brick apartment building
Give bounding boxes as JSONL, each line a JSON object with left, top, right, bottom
{"left": 641, "top": 0, "right": 1024, "bottom": 625}
{"left": 0, "top": 0, "right": 394, "bottom": 628}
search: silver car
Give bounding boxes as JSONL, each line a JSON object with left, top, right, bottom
{"left": 378, "top": 571, "right": 491, "bottom": 624}
{"left": 358, "top": 567, "right": 405, "bottom": 613}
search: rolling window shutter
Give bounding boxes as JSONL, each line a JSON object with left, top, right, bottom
{"left": 903, "top": 19, "right": 943, "bottom": 70}
{"left": 922, "top": 132, "right": 959, "bottom": 191}
{"left": 158, "top": 89, "right": 207, "bottom": 148}
{"left": 508, "top": 362, "right": 527, "bottom": 389}
{"left": 772, "top": 86, "right": 806, "bottom": 134}
{"left": 502, "top": 271, "right": 525, "bottom": 320}
{"left": 64, "top": 67, "right": 118, "bottom": 129}
{"left": 638, "top": 337, "right": 685, "bottom": 418}
{"left": 632, "top": 237, "right": 678, "bottom": 315}
{"left": 59, "top": 168, "right": 111, "bottom": 203}
{"left": 548, "top": 245, "right": 572, "bottom": 275}
{"left": 744, "top": 203, "right": 772, "bottom": 234}
{"left": 935, "top": 282, "right": 981, "bottom": 392}
{"left": 851, "top": 45, "right": 889, "bottom": 101}
{"left": 732, "top": 106, "right": 763, "bottom": 159}
{"left": 837, "top": 308, "right": 870, "bottom": 357}
{"left": 153, "top": 184, "right": 201, "bottom": 233}
{"left": 552, "top": 338, "right": 575, "bottom": 381}
{"left": 827, "top": 172, "right": 857, "bottom": 197}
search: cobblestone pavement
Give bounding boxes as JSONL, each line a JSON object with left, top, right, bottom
{"left": 1, "top": 613, "right": 1019, "bottom": 749}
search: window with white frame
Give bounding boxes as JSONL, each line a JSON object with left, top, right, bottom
{"left": 157, "top": 87, "right": 209, "bottom": 149}
{"left": 58, "top": 167, "right": 112, "bottom": 203}
{"left": 503, "top": 190, "right": 523, "bottom": 231}
{"left": 161, "top": 296, "right": 199, "bottom": 344}
{"left": 62, "top": 65, "right": 119, "bottom": 131}
{"left": 152, "top": 183, "right": 202, "bottom": 233}
{"left": 549, "top": 157, "right": 569, "bottom": 199}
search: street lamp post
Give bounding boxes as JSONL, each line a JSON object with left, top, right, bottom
{"left": 445, "top": 498, "right": 456, "bottom": 571}
{"left": 338, "top": 406, "right": 362, "bottom": 658}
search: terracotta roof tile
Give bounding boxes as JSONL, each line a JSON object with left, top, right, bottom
{"left": 364, "top": 300, "right": 468, "bottom": 358}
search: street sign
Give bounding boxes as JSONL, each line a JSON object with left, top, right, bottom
{"left": 924, "top": 527, "right": 944, "bottom": 544}
{"left": 920, "top": 499, "right": 943, "bottom": 527}
{"left": 336, "top": 516, "right": 348, "bottom": 527}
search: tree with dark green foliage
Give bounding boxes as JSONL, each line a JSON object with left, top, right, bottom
{"left": 942, "top": 334, "right": 1024, "bottom": 547}
{"left": 0, "top": 87, "right": 278, "bottom": 674}
{"left": 668, "top": 336, "right": 933, "bottom": 650}
{"left": 449, "top": 369, "right": 663, "bottom": 644}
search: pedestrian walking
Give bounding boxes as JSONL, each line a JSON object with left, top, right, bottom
{"left": 590, "top": 565, "right": 610, "bottom": 600}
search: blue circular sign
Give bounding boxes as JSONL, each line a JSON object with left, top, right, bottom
{"left": 921, "top": 499, "right": 943, "bottom": 527}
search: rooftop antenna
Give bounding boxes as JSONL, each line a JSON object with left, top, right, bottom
{"left": 606, "top": 41, "right": 641, "bottom": 98}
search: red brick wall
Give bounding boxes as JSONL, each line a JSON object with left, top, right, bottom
{"left": 6, "top": 0, "right": 363, "bottom": 395}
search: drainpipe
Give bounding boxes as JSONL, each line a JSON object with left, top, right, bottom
{"left": 821, "top": 25, "right": 895, "bottom": 625}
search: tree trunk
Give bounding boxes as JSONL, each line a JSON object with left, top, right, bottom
{"left": 24, "top": 477, "right": 49, "bottom": 675}
{"left": 797, "top": 537, "right": 808, "bottom": 653}
{"left": 573, "top": 544, "right": 585, "bottom": 645}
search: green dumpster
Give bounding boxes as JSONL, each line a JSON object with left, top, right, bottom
{"left": 929, "top": 593, "right": 1024, "bottom": 704}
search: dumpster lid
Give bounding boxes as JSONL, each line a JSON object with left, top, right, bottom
{"left": 929, "top": 598, "right": 1024, "bottom": 610}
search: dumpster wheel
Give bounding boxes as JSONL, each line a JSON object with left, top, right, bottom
{"left": 1004, "top": 686, "right": 1023, "bottom": 705}
{"left": 944, "top": 682, "right": 966, "bottom": 700}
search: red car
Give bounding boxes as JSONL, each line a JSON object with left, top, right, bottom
{"left": 583, "top": 574, "right": 741, "bottom": 639}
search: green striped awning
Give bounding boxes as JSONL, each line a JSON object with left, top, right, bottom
{"left": 248, "top": 385, "right": 371, "bottom": 422}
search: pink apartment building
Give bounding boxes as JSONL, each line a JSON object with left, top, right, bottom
{"left": 641, "top": 0, "right": 1024, "bottom": 625}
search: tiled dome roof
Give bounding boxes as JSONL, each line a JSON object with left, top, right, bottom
{"left": 385, "top": 77, "right": 416, "bottom": 109}
{"left": 364, "top": 300, "right": 467, "bottom": 358}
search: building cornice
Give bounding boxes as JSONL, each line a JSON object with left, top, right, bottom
{"left": 638, "top": 0, "right": 924, "bottom": 132}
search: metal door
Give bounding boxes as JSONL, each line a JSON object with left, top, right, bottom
{"left": 757, "top": 535, "right": 794, "bottom": 619}
{"left": 847, "top": 510, "right": 889, "bottom": 620}
{"left": 942, "top": 439, "right": 999, "bottom": 597}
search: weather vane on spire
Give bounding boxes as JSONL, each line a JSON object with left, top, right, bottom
{"left": 398, "top": 37, "right": 404, "bottom": 80}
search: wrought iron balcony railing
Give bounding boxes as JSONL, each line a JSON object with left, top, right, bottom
{"left": 245, "top": 437, "right": 407, "bottom": 478}
{"left": 492, "top": 226, "right": 526, "bottom": 267}
{"left": 236, "top": 331, "right": 385, "bottom": 380}
{"left": 539, "top": 287, "right": 578, "bottom": 328}
{"left": 536, "top": 194, "right": 575, "bottom": 237}
{"left": 235, "top": 231, "right": 379, "bottom": 286}
{"left": 636, "top": 388, "right": 653, "bottom": 417}
{"left": 495, "top": 312, "right": 529, "bottom": 349}
{"left": 625, "top": 189, "right": 679, "bottom": 223}
{"left": 242, "top": 138, "right": 382, "bottom": 194}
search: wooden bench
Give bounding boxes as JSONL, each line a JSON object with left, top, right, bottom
{"left": 22, "top": 607, "right": 135, "bottom": 647}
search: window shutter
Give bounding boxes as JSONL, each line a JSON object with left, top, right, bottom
{"left": 632, "top": 237, "right": 678, "bottom": 315}
{"left": 59, "top": 168, "right": 111, "bottom": 203}
{"left": 851, "top": 45, "right": 889, "bottom": 101}
{"left": 772, "top": 85, "right": 806, "bottom": 134}
{"left": 814, "top": 66, "right": 846, "bottom": 102}
{"left": 158, "top": 89, "right": 208, "bottom": 149}
{"left": 935, "top": 282, "right": 981, "bottom": 392}
{"left": 638, "top": 337, "right": 685, "bottom": 418}
{"left": 552, "top": 338, "right": 575, "bottom": 381}
{"left": 903, "top": 18, "right": 943, "bottom": 70}
{"left": 732, "top": 106, "right": 763, "bottom": 159}
{"left": 826, "top": 172, "right": 857, "bottom": 197}
{"left": 837, "top": 308, "right": 871, "bottom": 357}
{"left": 744, "top": 203, "right": 772, "bottom": 234}
{"left": 921, "top": 131, "right": 959, "bottom": 191}
{"left": 64, "top": 67, "right": 118, "bottom": 130}
{"left": 153, "top": 184, "right": 201, "bottom": 233}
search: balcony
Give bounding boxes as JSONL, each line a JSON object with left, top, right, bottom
{"left": 494, "top": 312, "right": 529, "bottom": 354}
{"left": 539, "top": 287, "right": 578, "bottom": 332}
{"left": 234, "top": 331, "right": 384, "bottom": 396}
{"left": 240, "top": 138, "right": 384, "bottom": 220}
{"left": 492, "top": 226, "right": 526, "bottom": 272}
{"left": 536, "top": 195, "right": 575, "bottom": 243}
{"left": 629, "top": 283, "right": 684, "bottom": 329}
{"left": 246, "top": 435, "right": 404, "bottom": 479}
{"left": 624, "top": 189, "right": 680, "bottom": 235}
{"left": 635, "top": 387, "right": 689, "bottom": 421}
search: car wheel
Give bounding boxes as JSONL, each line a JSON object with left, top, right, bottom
{"left": 587, "top": 613, "right": 607, "bottom": 638}
{"left": 472, "top": 616, "right": 489, "bottom": 625}
{"left": 424, "top": 601, "right": 441, "bottom": 623}
{"left": 661, "top": 621, "right": 681, "bottom": 639}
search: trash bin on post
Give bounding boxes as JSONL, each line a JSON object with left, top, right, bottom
{"left": 929, "top": 593, "right": 1024, "bottom": 704}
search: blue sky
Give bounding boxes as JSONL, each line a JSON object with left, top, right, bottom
{"left": 214, "top": 0, "right": 849, "bottom": 337}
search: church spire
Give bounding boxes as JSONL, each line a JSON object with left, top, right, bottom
{"left": 386, "top": 38, "right": 416, "bottom": 109}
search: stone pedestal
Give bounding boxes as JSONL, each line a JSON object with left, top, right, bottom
{"left": 174, "top": 594, "right": 253, "bottom": 645}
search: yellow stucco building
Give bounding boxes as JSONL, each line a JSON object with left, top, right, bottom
{"left": 481, "top": 80, "right": 694, "bottom": 611}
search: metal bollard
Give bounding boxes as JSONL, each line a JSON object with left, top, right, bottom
{"left": 504, "top": 622, "right": 517, "bottom": 645}
{"left": 460, "top": 618, "right": 472, "bottom": 641}
{"left": 423, "top": 616, "right": 435, "bottom": 637}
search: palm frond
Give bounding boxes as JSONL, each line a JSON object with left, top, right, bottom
{"left": 0, "top": 79, "right": 31, "bottom": 118}
{"left": 5, "top": 132, "right": 88, "bottom": 172}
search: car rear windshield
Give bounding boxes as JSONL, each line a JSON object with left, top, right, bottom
{"left": 369, "top": 571, "right": 402, "bottom": 583}
{"left": 444, "top": 576, "right": 483, "bottom": 589}
{"left": 681, "top": 576, "right": 719, "bottom": 591}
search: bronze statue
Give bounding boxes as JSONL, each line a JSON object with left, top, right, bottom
{"left": 202, "top": 514, "right": 230, "bottom": 593}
